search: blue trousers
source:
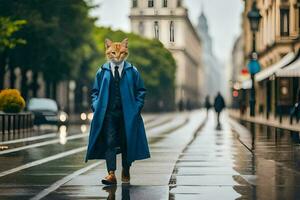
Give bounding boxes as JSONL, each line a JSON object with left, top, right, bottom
{"left": 103, "top": 110, "right": 130, "bottom": 172}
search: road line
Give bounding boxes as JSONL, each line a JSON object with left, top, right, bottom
{"left": 0, "top": 132, "right": 57, "bottom": 145}
{"left": 0, "top": 115, "right": 160, "bottom": 146}
{"left": 0, "top": 114, "right": 180, "bottom": 178}
{"left": 0, "top": 115, "right": 156, "bottom": 146}
{"left": 0, "top": 133, "right": 88, "bottom": 155}
{"left": 0, "top": 115, "right": 170, "bottom": 155}
{"left": 0, "top": 146, "right": 86, "bottom": 178}
{"left": 30, "top": 115, "right": 190, "bottom": 199}
{"left": 30, "top": 161, "right": 104, "bottom": 200}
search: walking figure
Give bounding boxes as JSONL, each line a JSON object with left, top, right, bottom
{"left": 85, "top": 38, "right": 150, "bottom": 185}
{"left": 290, "top": 88, "right": 300, "bottom": 124}
{"left": 204, "top": 95, "right": 211, "bottom": 117}
{"left": 214, "top": 92, "right": 226, "bottom": 129}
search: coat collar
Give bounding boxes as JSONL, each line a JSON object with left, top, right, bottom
{"left": 102, "top": 60, "right": 132, "bottom": 71}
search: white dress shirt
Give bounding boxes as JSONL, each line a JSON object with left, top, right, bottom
{"left": 110, "top": 61, "right": 124, "bottom": 77}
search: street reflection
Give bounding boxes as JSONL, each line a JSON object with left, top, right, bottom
{"left": 81, "top": 125, "right": 87, "bottom": 133}
{"left": 237, "top": 121, "right": 300, "bottom": 199}
{"left": 59, "top": 125, "right": 67, "bottom": 144}
{"left": 102, "top": 184, "right": 130, "bottom": 200}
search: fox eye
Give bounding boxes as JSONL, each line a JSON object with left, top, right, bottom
{"left": 111, "top": 52, "right": 116, "bottom": 55}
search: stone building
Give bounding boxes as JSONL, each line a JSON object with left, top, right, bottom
{"left": 241, "top": 0, "right": 300, "bottom": 116}
{"left": 129, "top": 0, "right": 203, "bottom": 107}
{"left": 230, "top": 35, "right": 247, "bottom": 108}
{"left": 196, "top": 9, "right": 223, "bottom": 102}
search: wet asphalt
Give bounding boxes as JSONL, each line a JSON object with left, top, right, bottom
{"left": 0, "top": 110, "right": 300, "bottom": 199}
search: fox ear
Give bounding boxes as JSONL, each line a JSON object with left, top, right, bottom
{"left": 121, "top": 38, "right": 128, "bottom": 48}
{"left": 105, "top": 38, "right": 112, "bottom": 49}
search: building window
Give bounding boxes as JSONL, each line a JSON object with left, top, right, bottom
{"left": 154, "top": 21, "right": 159, "bottom": 39}
{"left": 138, "top": 21, "right": 144, "bottom": 35}
{"left": 170, "top": 21, "right": 175, "bottom": 42}
{"left": 163, "top": 0, "right": 168, "bottom": 7}
{"left": 280, "top": 9, "right": 290, "bottom": 36}
{"left": 177, "top": 0, "right": 182, "bottom": 7}
{"left": 132, "top": 0, "right": 138, "bottom": 8}
{"left": 148, "top": 0, "right": 154, "bottom": 7}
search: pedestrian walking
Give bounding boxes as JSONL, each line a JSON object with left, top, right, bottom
{"left": 290, "top": 88, "right": 300, "bottom": 123}
{"left": 85, "top": 38, "right": 150, "bottom": 185}
{"left": 204, "top": 95, "right": 211, "bottom": 117}
{"left": 214, "top": 92, "right": 226, "bottom": 129}
{"left": 186, "top": 99, "right": 192, "bottom": 111}
{"left": 178, "top": 99, "right": 184, "bottom": 112}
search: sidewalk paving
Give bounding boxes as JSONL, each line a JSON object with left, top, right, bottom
{"left": 169, "top": 112, "right": 254, "bottom": 199}
{"left": 41, "top": 110, "right": 206, "bottom": 199}
{"left": 229, "top": 109, "right": 300, "bottom": 132}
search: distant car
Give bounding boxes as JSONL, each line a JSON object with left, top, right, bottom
{"left": 27, "top": 98, "right": 68, "bottom": 126}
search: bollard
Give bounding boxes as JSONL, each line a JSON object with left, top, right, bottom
{"left": 22, "top": 115, "right": 25, "bottom": 134}
{"left": 18, "top": 114, "right": 21, "bottom": 134}
{"left": 7, "top": 115, "right": 11, "bottom": 135}
{"left": 1, "top": 115, "right": 4, "bottom": 135}
{"left": 13, "top": 115, "right": 16, "bottom": 135}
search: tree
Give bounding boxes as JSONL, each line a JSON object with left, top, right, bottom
{"left": 0, "top": 17, "right": 26, "bottom": 89}
{"left": 0, "top": 0, "right": 97, "bottom": 100}
{"left": 91, "top": 27, "right": 176, "bottom": 111}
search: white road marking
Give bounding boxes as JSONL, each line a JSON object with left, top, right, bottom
{"left": 0, "top": 114, "right": 182, "bottom": 179}
{"left": 30, "top": 161, "right": 104, "bottom": 200}
{"left": 0, "top": 115, "right": 155, "bottom": 146}
{"left": 0, "top": 133, "right": 88, "bottom": 155}
{"left": 0, "top": 146, "right": 86, "bottom": 178}
{"left": 0, "top": 115, "right": 168, "bottom": 155}
{"left": 0, "top": 132, "right": 57, "bottom": 145}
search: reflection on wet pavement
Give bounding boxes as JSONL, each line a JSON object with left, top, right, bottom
{"left": 169, "top": 111, "right": 300, "bottom": 199}
{"left": 0, "top": 112, "right": 204, "bottom": 200}
{"left": 1, "top": 110, "right": 300, "bottom": 199}
{"left": 169, "top": 112, "right": 249, "bottom": 199}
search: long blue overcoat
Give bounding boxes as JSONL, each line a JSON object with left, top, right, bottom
{"left": 84, "top": 61, "right": 150, "bottom": 164}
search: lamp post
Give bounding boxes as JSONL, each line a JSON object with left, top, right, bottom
{"left": 247, "top": 1, "right": 261, "bottom": 117}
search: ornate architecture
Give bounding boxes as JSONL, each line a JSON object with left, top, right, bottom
{"left": 196, "top": 9, "right": 223, "bottom": 100}
{"left": 129, "top": 0, "right": 203, "bottom": 107}
{"left": 241, "top": 0, "right": 300, "bottom": 116}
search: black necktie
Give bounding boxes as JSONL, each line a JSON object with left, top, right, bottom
{"left": 114, "top": 66, "right": 120, "bottom": 81}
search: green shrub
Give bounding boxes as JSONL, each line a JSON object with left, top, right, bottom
{"left": 0, "top": 89, "right": 26, "bottom": 113}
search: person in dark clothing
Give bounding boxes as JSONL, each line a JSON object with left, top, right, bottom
{"left": 290, "top": 88, "right": 300, "bottom": 123}
{"left": 204, "top": 95, "right": 212, "bottom": 117}
{"left": 214, "top": 92, "right": 226, "bottom": 129}
{"left": 186, "top": 99, "right": 192, "bottom": 111}
{"left": 178, "top": 99, "right": 184, "bottom": 112}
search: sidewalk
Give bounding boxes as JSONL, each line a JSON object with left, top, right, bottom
{"left": 229, "top": 109, "right": 300, "bottom": 132}
{"left": 169, "top": 112, "right": 253, "bottom": 199}
{"left": 38, "top": 110, "right": 206, "bottom": 199}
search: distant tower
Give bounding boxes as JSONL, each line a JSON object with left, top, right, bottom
{"left": 129, "top": 0, "right": 204, "bottom": 107}
{"left": 197, "top": 8, "right": 213, "bottom": 55}
{"left": 196, "top": 8, "right": 222, "bottom": 97}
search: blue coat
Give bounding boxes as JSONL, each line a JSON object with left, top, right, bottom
{"left": 84, "top": 61, "right": 150, "bottom": 164}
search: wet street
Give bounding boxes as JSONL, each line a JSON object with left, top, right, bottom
{"left": 0, "top": 110, "right": 300, "bottom": 199}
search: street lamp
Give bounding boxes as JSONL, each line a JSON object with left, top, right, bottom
{"left": 247, "top": 1, "right": 261, "bottom": 117}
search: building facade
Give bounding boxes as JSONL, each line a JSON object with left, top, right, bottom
{"left": 196, "top": 10, "right": 223, "bottom": 102}
{"left": 129, "top": 0, "right": 203, "bottom": 107}
{"left": 230, "top": 35, "right": 248, "bottom": 108}
{"left": 241, "top": 0, "right": 300, "bottom": 116}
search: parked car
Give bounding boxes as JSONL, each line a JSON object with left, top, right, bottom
{"left": 27, "top": 98, "right": 68, "bottom": 126}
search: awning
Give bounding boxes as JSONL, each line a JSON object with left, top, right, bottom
{"left": 276, "top": 57, "right": 300, "bottom": 77}
{"left": 255, "top": 52, "right": 295, "bottom": 82}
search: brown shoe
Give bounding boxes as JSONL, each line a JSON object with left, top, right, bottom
{"left": 121, "top": 168, "right": 130, "bottom": 183}
{"left": 102, "top": 171, "right": 117, "bottom": 185}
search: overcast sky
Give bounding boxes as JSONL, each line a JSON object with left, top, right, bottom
{"left": 89, "top": 0, "right": 244, "bottom": 63}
